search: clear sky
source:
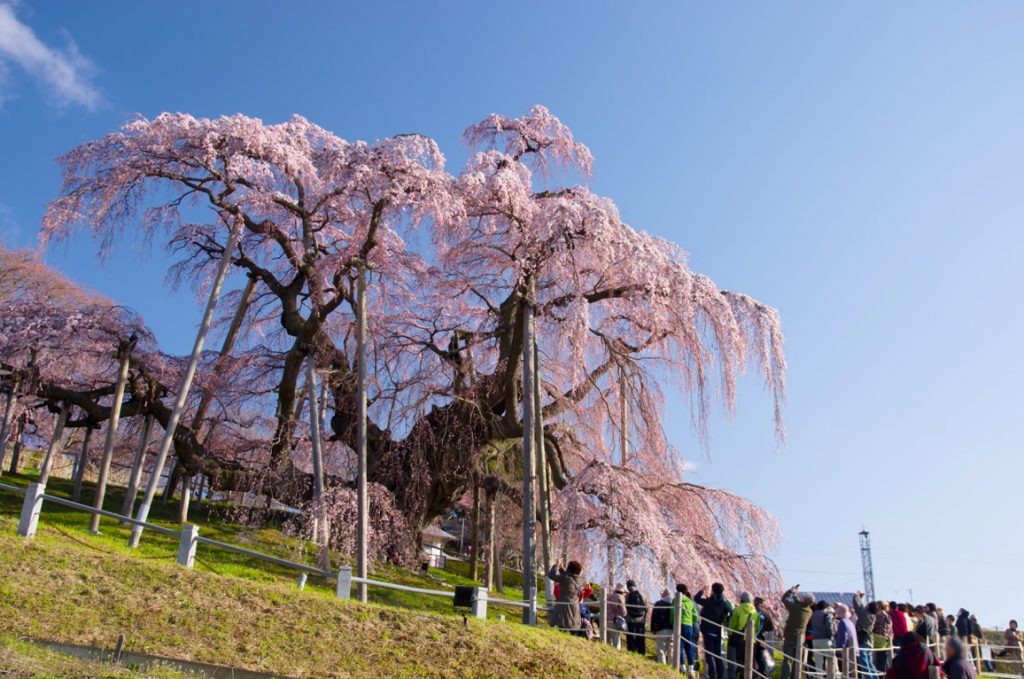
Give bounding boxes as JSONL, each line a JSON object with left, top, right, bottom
{"left": 1, "top": 1, "right": 1021, "bottom": 626}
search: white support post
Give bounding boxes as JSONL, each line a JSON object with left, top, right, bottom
{"left": 297, "top": 573, "right": 307, "bottom": 591}
{"left": 17, "top": 482, "right": 45, "bottom": 538}
{"left": 673, "top": 592, "right": 683, "bottom": 671}
{"left": 129, "top": 224, "right": 240, "bottom": 548}
{"left": 176, "top": 524, "right": 199, "bottom": 569}
{"left": 336, "top": 565, "right": 352, "bottom": 599}
{"left": 470, "top": 586, "right": 488, "bottom": 619}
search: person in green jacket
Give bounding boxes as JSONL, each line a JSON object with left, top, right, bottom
{"left": 780, "top": 585, "right": 816, "bottom": 679}
{"left": 726, "top": 592, "right": 761, "bottom": 679}
{"left": 675, "top": 584, "right": 701, "bottom": 676}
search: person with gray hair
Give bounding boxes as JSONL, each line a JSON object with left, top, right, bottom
{"left": 781, "top": 585, "right": 816, "bottom": 679}
{"left": 726, "top": 591, "right": 761, "bottom": 679}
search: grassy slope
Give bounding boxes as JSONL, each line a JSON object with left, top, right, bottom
{"left": 0, "top": 474, "right": 539, "bottom": 619}
{"left": 0, "top": 517, "right": 675, "bottom": 678}
{"left": 0, "top": 475, "right": 670, "bottom": 678}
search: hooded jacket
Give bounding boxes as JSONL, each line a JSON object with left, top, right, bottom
{"left": 729, "top": 601, "right": 761, "bottom": 636}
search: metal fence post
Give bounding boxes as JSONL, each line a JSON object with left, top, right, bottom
{"left": 176, "top": 524, "right": 199, "bottom": 569}
{"left": 744, "top": 617, "right": 755, "bottom": 679}
{"left": 16, "top": 482, "right": 44, "bottom": 539}
{"left": 672, "top": 593, "right": 683, "bottom": 671}
{"left": 796, "top": 646, "right": 806, "bottom": 679}
{"left": 471, "top": 586, "right": 488, "bottom": 619}
{"left": 297, "top": 573, "right": 307, "bottom": 590}
{"left": 336, "top": 565, "right": 352, "bottom": 599}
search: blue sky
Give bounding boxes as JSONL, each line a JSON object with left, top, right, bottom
{"left": 2, "top": 1, "right": 1022, "bottom": 626}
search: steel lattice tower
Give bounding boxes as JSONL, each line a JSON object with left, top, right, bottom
{"left": 859, "top": 530, "right": 876, "bottom": 602}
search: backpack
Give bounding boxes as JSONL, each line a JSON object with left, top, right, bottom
{"left": 625, "top": 590, "right": 647, "bottom": 623}
{"left": 651, "top": 600, "right": 672, "bottom": 633}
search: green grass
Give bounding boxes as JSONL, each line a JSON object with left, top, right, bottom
{"left": 0, "top": 472, "right": 546, "bottom": 621}
{"left": 0, "top": 472, "right": 677, "bottom": 676}
{"left": 0, "top": 633, "right": 196, "bottom": 678}
{"left": 0, "top": 512, "right": 678, "bottom": 677}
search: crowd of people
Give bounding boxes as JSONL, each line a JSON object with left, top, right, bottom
{"left": 546, "top": 562, "right": 1023, "bottom": 679}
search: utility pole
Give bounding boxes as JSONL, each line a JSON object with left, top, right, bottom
{"left": 859, "top": 529, "right": 876, "bottom": 602}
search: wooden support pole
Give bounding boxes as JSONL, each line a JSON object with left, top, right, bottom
{"left": 355, "top": 262, "right": 368, "bottom": 602}
{"left": 519, "top": 290, "right": 537, "bottom": 625}
{"left": 129, "top": 223, "right": 240, "bottom": 547}
{"left": 120, "top": 415, "right": 153, "bottom": 522}
{"left": 71, "top": 426, "right": 93, "bottom": 501}
{"left": 0, "top": 383, "right": 19, "bottom": 475}
{"left": 37, "top": 404, "right": 68, "bottom": 486}
{"left": 672, "top": 592, "right": 683, "bottom": 671}
{"left": 305, "top": 353, "right": 329, "bottom": 570}
{"left": 469, "top": 480, "right": 480, "bottom": 581}
{"left": 533, "top": 338, "right": 553, "bottom": 604}
{"left": 90, "top": 342, "right": 133, "bottom": 534}
{"left": 744, "top": 617, "right": 755, "bottom": 679}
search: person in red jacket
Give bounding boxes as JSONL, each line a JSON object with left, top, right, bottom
{"left": 890, "top": 603, "right": 910, "bottom": 644}
{"left": 886, "top": 633, "right": 938, "bottom": 679}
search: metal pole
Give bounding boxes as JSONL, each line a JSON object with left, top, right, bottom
{"left": 120, "top": 415, "right": 153, "bottom": 521}
{"left": 90, "top": 344, "right": 133, "bottom": 533}
{"left": 129, "top": 224, "right": 240, "bottom": 547}
{"left": 37, "top": 403, "right": 68, "bottom": 486}
{"left": 355, "top": 262, "right": 368, "bottom": 602}
{"left": 520, "top": 290, "right": 537, "bottom": 625}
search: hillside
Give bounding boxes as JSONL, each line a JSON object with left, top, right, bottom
{"left": 0, "top": 482, "right": 675, "bottom": 678}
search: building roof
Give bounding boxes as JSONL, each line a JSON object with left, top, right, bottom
{"left": 420, "top": 525, "right": 459, "bottom": 543}
{"left": 808, "top": 592, "right": 856, "bottom": 607}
